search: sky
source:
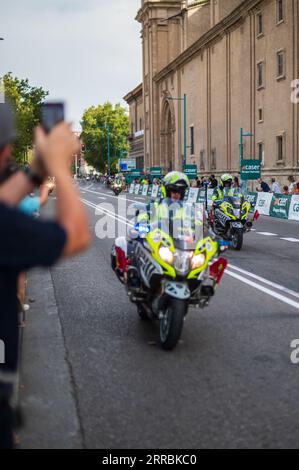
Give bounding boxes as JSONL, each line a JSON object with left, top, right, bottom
{"left": 0, "top": 0, "right": 142, "bottom": 130}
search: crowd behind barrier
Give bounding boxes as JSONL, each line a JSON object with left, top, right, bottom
{"left": 127, "top": 184, "right": 299, "bottom": 222}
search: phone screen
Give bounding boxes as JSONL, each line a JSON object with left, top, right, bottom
{"left": 41, "top": 102, "right": 65, "bottom": 133}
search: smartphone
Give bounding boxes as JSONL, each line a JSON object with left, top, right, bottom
{"left": 41, "top": 102, "right": 65, "bottom": 133}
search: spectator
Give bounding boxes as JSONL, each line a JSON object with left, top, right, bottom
{"left": 271, "top": 178, "right": 281, "bottom": 194}
{"left": 294, "top": 183, "right": 299, "bottom": 195}
{"left": 209, "top": 174, "right": 218, "bottom": 189}
{"left": 202, "top": 177, "right": 209, "bottom": 190}
{"left": 0, "top": 102, "right": 91, "bottom": 448}
{"left": 256, "top": 178, "right": 271, "bottom": 193}
{"left": 288, "top": 175, "right": 296, "bottom": 194}
{"left": 282, "top": 186, "right": 289, "bottom": 195}
{"left": 233, "top": 176, "right": 241, "bottom": 189}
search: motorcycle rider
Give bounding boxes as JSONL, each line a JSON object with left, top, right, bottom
{"left": 112, "top": 172, "right": 204, "bottom": 281}
{"left": 137, "top": 171, "right": 192, "bottom": 230}
{"left": 212, "top": 174, "right": 234, "bottom": 205}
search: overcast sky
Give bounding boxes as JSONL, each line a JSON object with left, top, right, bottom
{"left": 0, "top": 0, "right": 142, "bottom": 130}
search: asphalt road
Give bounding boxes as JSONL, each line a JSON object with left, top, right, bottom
{"left": 20, "top": 181, "right": 299, "bottom": 449}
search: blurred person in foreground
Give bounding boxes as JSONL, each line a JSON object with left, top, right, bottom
{"left": 0, "top": 102, "right": 91, "bottom": 448}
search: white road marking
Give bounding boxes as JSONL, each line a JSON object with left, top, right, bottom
{"left": 97, "top": 196, "right": 107, "bottom": 200}
{"left": 81, "top": 187, "right": 137, "bottom": 204}
{"left": 81, "top": 198, "right": 134, "bottom": 227}
{"left": 256, "top": 232, "right": 277, "bottom": 237}
{"left": 229, "top": 264, "right": 299, "bottom": 300}
{"left": 226, "top": 270, "right": 299, "bottom": 311}
{"left": 280, "top": 238, "right": 299, "bottom": 243}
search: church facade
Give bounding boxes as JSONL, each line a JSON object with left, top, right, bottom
{"left": 126, "top": 0, "right": 299, "bottom": 182}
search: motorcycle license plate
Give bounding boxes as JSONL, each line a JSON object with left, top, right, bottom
{"left": 232, "top": 222, "right": 243, "bottom": 229}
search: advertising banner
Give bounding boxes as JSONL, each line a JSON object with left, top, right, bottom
{"left": 188, "top": 188, "right": 199, "bottom": 204}
{"left": 129, "top": 184, "right": 135, "bottom": 194}
{"left": 197, "top": 190, "right": 206, "bottom": 205}
{"left": 183, "top": 165, "right": 197, "bottom": 180}
{"left": 151, "top": 185, "right": 159, "bottom": 198}
{"left": 241, "top": 160, "right": 261, "bottom": 180}
{"left": 288, "top": 195, "right": 299, "bottom": 221}
{"left": 142, "top": 185, "right": 149, "bottom": 196}
{"left": 150, "top": 167, "right": 162, "bottom": 177}
{"left": 246, "top": 192, "right": 258, "bottom": 213}
{"left": 134, "top": 184, "right": 140, "bottom": 195}
{"left": 269, "top": 194, "right": 292, "bottom": 220}
{"left": 207, "top": 189, "right": 214, "bottom": 208}
{"left": 119, "top": 159, "right": 136, "bottom": 172}
{"left": 256, "top": 192, "right": 273, "bottom": 216}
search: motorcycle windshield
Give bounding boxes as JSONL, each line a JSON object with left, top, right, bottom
{"left": 222, "top": 188, "right": 244, "bottom": 208}
{"left": 167, "top": 205, "right": 203, "bottom": 251}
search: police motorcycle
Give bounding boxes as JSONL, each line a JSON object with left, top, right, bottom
{"left": 210, "top": 186, "right": 256, "bottom": 251}
{"left": 111, "top": 172, "right": 229, "bottom": 351}
{"left": 112, "top": 177, "right": 123, "bottom": 196}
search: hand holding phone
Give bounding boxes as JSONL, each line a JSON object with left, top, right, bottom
{"left": 41, "top": 102, "right": 65, "bottom": 134}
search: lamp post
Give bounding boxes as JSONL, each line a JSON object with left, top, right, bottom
{"left": 240, "top": 128, "right": 254, "bottom": 193}
{"left": 167, "top": 94, "right": 187, "bottom": 169}
{"left": 100, "top": 124, "right": 111, "bottom": 176}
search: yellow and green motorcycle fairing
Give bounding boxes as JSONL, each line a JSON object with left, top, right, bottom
{"left": 145, "top": 228, "right": 219, "bottom": 280}
{"left": 219, "top": 200, "right": 251, "bottom": 221}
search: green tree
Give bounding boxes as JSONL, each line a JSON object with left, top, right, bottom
{"left": 1, "top": 72, "right": 48, "bottom": 163}
{"left": 80, "top": 102, "right": 129, "bottom": 174}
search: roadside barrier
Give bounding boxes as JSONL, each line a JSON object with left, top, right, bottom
{"left": 128, "top": 184, "right": 299, "bottom": 221}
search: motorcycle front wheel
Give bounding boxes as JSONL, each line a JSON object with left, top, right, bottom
{"left": 232, "top": 229, "right": 244, "bottom": 251}
{"left": 159, "top": 299, "right": 188, "bottom": 351}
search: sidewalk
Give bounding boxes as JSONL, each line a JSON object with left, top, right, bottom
{"left": 19, "top": 266, "right": 83, "bottom": 449}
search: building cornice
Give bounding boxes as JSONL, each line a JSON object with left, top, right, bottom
{"left": 136, "top": 1, "right": 182, "bottom": 23}
{"left": 123, "top": 83, "right": 143, "bottom": 104}
{"left": 153, "top": 0, "right": 263, "bottom": 83}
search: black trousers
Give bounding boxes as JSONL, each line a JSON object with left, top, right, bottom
{"left": 0, "top": 382, "right": 13, "bottom": 449}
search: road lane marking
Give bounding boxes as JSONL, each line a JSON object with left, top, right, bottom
{"left": 80, "top": 187, "right": 137, "bottom": 204}
{"left": 226, "top": 270, "right": 299, "bottom": 310}
{"left": 280, "top": 238, "right": 299, "bottom": 243}
{"left": 256, "top": 232, "right": 277, "bottom": 237}
{"left": 229, "top": 264, "right": 299, "bottom": 300}
{"left": 81, "top": 199, "right": 134, "bottom": 227}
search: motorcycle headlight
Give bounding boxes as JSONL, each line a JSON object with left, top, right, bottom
{"left": 191, "top": 253, "right": 206, "bottom": 270}
{"left": 174, "top": 250, "right": 193, "bottom": 276}
{"left": 158, "top": 246, "right": 174, "bottom": 265}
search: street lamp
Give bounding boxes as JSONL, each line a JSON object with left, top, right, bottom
{"left": 240, "top": 128, "right": 254, "bottom": 192}
{"left": 167, "top": 94, "right": 187, "bottom": 169}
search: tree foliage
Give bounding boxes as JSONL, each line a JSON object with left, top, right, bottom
{"left": 80, "top": 102, "right": 129, "bottom": 173}
{"left": 1, "top": 72, "right": 49, "bottom": 163}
